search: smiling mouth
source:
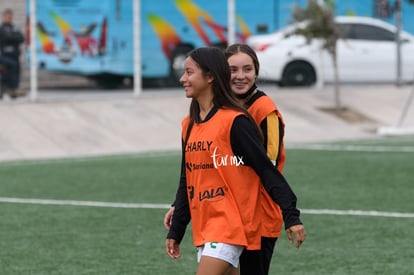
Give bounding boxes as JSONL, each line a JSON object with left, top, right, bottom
{"left": 233, "top": 82, "right": 247, "bottom": 88}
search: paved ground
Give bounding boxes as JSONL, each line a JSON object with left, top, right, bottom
{"left": 0, "top": 83, "right": 413, "bottom": 162}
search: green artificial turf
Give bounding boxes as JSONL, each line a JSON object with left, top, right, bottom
{"left": 0, "top": 137, "right": 413, "bottom": 274}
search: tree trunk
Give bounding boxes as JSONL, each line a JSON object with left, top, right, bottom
{"left": 332, "top": 50, "right": 341, "bottom": 111}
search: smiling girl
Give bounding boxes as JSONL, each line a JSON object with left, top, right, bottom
{"left": 225, "top": 43, "right": 305, "bottom": 275}
{"left": 165, "top": 47, "right": 304, "bottom": 275}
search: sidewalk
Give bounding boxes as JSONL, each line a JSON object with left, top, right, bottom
{"left": 0, "top": 84, "right": 413, "bottom": 162}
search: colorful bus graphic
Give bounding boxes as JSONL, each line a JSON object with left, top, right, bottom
{"left": 26, "top": 0, "right": 414, "bottom": 87}
{"left": 26, "top": 0, "right": 278, "bottom": 86}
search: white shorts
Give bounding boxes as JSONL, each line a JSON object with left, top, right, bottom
{"left": 197, "top": 242, "right": 244, "bottom": 268}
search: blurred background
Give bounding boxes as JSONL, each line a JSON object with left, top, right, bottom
{"left": 5, "top": 0, "right": 414, "bottom": 91}
{"left": 1, "top": 0, "right": 413, "bottom": 160}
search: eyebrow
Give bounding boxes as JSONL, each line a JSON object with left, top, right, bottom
{"left": 230, "top": 64, "right": 253, "bottom": 67}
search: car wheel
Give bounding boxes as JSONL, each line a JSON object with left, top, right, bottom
{"left": 170, "top": 46, "right": 193, "bottom": 84}
{"left": 281, "top": 62, "right": 316, "bottom": 87}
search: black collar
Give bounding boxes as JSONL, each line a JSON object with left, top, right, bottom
{"left": 195, "top": 104, "right": 219, "bottom": 123}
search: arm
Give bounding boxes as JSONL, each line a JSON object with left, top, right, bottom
{"left": 0, "top": 25, "right": 24, "bottom": 44}
{"left": 231, "top": 116, "right": 305, "bottom": 248}
{"left": 165, "top": 150, "right": 190, "bottom": 258}
{"left": 163, "top": 206, "right": 175, "bottom": 231}
{"left": 260, "top": 112, "right": 283, "bottom": 167}
{"left": 163, "top": 150, "right": 186, "bottom": 230}
{"left": 230, "top": 116, "right": 302, "bottom": 228}
{"left": 259, "top": 114, "right": 305, "bottom": 247}
{"left": 166, "top": 146, "right": 191, "bottom": 258}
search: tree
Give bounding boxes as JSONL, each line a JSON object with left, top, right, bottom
{"left": 288, "top": 0, "right": 342, "bottom": 110}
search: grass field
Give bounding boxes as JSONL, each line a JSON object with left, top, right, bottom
{"left": 0, "top": 136, "right": 413, "bottom": 274}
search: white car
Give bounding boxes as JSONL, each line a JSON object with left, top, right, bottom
{"left": 247, "top": 16, "right": 414, "bottom": 86}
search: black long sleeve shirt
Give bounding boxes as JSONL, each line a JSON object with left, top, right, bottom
{"left": 168, "top": 109, "right": 301, "bottom": 244}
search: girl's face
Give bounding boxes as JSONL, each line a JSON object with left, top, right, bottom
{"left": 227, "top": 52, "right": 257, "bottom": 96}
{"left": 180, "top": 56, "right": 212, "bottom": 99}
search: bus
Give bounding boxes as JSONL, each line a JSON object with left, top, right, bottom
{"left": 26, "top": 0, "right": 414, "bottom": 87}
{"left": 26, "top": 0, "right": 279, "bottom": 87}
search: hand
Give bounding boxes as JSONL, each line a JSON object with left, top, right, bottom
{"left": 286, "top": 224, "right": 306, "bottom": 249}
{"left": 164, "top": 206, "right": 175, "bottom": 230}
{"left": 166, "top": 238, "right": 181, "bottom": 259}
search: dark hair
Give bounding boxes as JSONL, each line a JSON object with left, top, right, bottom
{"left": 185, "top": 47, "right": 263, "bottom": 142}
{"left": 224, "top": 43, "right": 260, "bottom": 77}
{"left": 3, "top": 9, "right": 13, "bottom": 15}
{"left": 187, "top": 47, "right": 246, "bottom": 120}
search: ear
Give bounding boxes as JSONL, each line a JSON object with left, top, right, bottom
{"left": 207, "top": 73, "right": 214, "bottom": 84}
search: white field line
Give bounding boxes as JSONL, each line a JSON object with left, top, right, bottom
{"left": 286, "top": 144, "right": 414, "bottom": 153}
{"left": 0, "top": 150, "right": 180, "bottom": 167}
{"left": 300, "top": 209, "right": 414, "bottom": 218}
{"left": 0, "top": 197, "right": 171, "bottom": 209}
{"left": 1, "top": 197, "right": 413, "bottom": 218}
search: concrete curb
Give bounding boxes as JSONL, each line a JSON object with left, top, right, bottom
{"left": 0, "top": 84, "right": 413, "bottom": 162}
